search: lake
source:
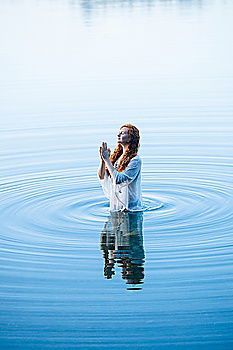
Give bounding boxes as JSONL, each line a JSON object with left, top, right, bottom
{"left": 0, "top": 0, "right": 233, "bottom": 348}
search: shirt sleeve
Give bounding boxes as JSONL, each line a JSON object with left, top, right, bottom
{"left": 112, "top": 157, "right": 141, "bottom": 185}
{"left": 98, "top": 168, "right": 111, "bottom": 199}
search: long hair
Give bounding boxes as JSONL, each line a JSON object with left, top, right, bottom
{"left": 109, "top": 124, "right": 140, "bottom": 172}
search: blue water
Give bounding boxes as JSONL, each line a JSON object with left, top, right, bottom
{"left": 1, "top": 0, "right": 233, "bottom": 349}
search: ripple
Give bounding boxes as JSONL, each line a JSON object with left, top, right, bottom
{"left": 0, "top": 155, "right": 232, "bottom": 263}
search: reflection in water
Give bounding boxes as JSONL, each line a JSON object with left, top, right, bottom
{"left": 76, "top": 0, "right": 204, "bottom": 14}
{"left": 69, "top": 0, "right": 204, "bottom": 23}
{"left": 79, "top": 0, "right": 203, "bottom": 8}
{"left": 100, "top": 211, "right": 145, "bottom": 290}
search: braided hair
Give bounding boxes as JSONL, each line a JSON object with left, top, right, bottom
{"left": 109, "top": 124, "right": 140, "bottom": 172}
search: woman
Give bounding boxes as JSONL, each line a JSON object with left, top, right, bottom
{"left": 98, "top": 124, "right": 143, "bottom": 212}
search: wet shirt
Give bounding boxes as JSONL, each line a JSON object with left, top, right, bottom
{"left": 98, "top": 155, "right": 143, "bottom": 212}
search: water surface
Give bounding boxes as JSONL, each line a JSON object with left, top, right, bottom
{"left": 0, "top": 0, "right": 233, "bottom": 349}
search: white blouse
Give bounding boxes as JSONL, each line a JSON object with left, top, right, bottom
{"left": 99, "top": 155, "right": 143, "bottom": 212}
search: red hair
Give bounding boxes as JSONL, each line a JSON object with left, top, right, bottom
{"left": 109, "top": 124, "right": 140, "bottom": 172}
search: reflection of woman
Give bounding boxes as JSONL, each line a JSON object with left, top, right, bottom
{"left": 98, "top": 124, "right": 143, "bottom": 212}
{"left": 100, "top": 211, "right": 145, "bottom": 290}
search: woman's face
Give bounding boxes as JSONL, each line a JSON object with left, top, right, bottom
{"left": 117, "top": 127, "right": 130, "bottom": 145}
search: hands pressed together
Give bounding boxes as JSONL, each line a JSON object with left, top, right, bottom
{"left": 99, "top": 142, "right": 111, "bottom": 162}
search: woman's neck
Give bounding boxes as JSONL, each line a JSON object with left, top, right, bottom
{"left": 122, "top": 144, "right": 130, "bottom": 153}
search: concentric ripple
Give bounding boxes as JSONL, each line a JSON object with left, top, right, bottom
{"left": 1, "top": 155, "right": 232, "bottom": 258}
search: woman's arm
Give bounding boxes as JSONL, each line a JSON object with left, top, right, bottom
{"left": 102, "top": 144, "right": 141, "bottom": 184}
{"left": 104, "top": 158, "right": 115, "bottom": 178}
{"left": 110, "top": 157, "right": 140, "bottom": 184}
{"left": 98, "top": 143, "right": 111, "bottom": 179}
{"left": 98, "top": 159, "right": 105, "bottom": 180}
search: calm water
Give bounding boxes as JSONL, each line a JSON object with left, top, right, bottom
{"left": 1, "top": 0, "right": 233, "bottom": 349}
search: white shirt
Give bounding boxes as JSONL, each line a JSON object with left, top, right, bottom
{"left": 98, "top": 155, "right": 143, "bottom": 212}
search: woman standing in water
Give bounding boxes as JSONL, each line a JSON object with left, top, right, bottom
{"left": 98, "top": 124, "right": 143, "bottom": 212}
